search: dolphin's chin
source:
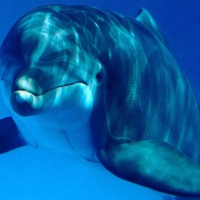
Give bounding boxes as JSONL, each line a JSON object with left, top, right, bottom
{"left": 10, "top": 82, "right": 89, "bottom": 116}
{"left": 11, "top": 90, "right": 42, "bottom": 116}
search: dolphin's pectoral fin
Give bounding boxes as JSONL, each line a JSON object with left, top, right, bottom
{"left": 0, "top": 117, "right": 26, "bottom": 153}
{"left": 99, "top": 140, "right": 200, "bottom": 197}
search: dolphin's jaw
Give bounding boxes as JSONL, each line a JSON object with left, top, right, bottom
{"left": 10, "top": 82, "right": 93, "bottom": 116}
{"left": 12, "top": 79, "right": 88, "bottom": 96}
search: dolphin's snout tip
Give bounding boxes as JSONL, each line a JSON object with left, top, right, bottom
{"left": 11, "top": 91, "right": 33, "bottom": 116}
{"left": 10, "top": 91, "right": 42, "bottom": 116}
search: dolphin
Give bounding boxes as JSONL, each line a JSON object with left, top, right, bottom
{"left": 0, "top": 4, "right": 200, "bottom": 197}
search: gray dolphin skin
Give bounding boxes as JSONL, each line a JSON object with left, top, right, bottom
{"left": 0, "top": 4, "right": 200, "bottom": 197}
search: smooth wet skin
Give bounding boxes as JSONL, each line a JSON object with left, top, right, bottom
{"left": 0, "top": 4, "right": 200, "bottom": 197}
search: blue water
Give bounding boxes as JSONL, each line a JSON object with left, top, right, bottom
{"left": 0, "top": 0, "right": 200, "bottom": 199}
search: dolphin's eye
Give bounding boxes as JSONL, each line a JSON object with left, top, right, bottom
{"left": 96, "top": 70, "right": 104, "bottom": 84}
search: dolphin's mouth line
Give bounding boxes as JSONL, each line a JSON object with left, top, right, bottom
{"left": 12, "top": 81, "right": 88, "bottom": 96}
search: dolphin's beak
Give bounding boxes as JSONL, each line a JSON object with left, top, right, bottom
{"left": 10, "top": 68, "right": 88, "bottom": 116}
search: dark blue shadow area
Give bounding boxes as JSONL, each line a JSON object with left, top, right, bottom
{"left": 0, "top": 117, "right": 26, "bottom": 153}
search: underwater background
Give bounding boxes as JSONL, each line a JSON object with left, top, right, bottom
{"left": 0, "top": 0, "right": 200, "bottom": 199}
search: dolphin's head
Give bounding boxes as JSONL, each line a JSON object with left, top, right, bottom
{"left": 0, "top": 7, "right": 104, "bottom": 118}
{"left": 0, "top": 6, "right": 106, "bottom": 155}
